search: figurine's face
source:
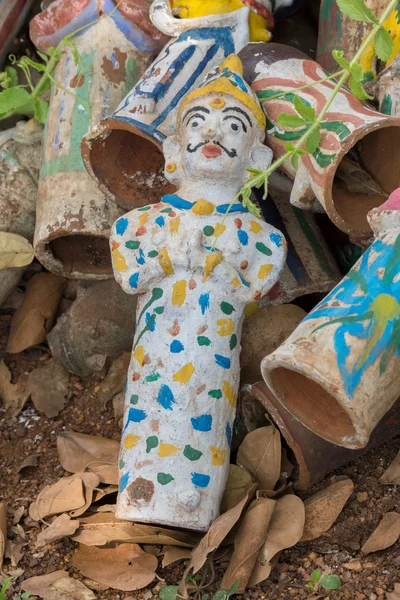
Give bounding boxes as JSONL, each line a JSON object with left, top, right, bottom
{"left": 179, "top": 95, "right": 261, "bottom": 182}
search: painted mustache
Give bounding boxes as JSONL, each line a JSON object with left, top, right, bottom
{"left": 186, "top": 141, "right": 237, "bottom": 158}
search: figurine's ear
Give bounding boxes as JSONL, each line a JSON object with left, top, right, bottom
{"left": 249, "top": 143, "right": 273, "bottom": 172}
{"left": 163, "top": 135, "right": 183, "bottom": 185}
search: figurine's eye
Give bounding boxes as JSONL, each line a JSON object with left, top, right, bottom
{"left": 191, "top": 121, "right": 199, "bottom": 128}
{"left": 230, "top": 123, "right": 239, "bottom": 132}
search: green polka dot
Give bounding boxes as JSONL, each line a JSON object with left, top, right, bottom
{"left": 125, "top": 240, "right": 140, "bottom": 250}
{"left": 138, "top": 205, "right": 151, "bottom": 211}
{"left": 183, "top": 445, "right": 203, "bottom": 461}
{"left": 157, "top": 472, "right": 174, "bottom": 485}
{"left": 154, "top": 306, "right": 164, "bottom": 314}
{"left": 203, "top": 225, "right": 214, "bottom": 236}
{"left": 197, "top": 336, "right": 211, "bottom": 346}
{"left": 256, "top": 241, "right": 272, "bottom": 256}
{"left": 146, "top": 436, "right": 159, "bottom": 453}
{"left": 145, "top": 373, "right": 160, "bottom": 382}
{"left": 208, "top": 389, "right": 222, "bottom": 399}
{"left": 229, "top": 334, "right": 237, "bottom": 350}
{"left": 220, "top": 301, "right": 235, "bottom": 315}
{"left": 148, "top": 250, "right": 158, "bottom": 257}
{"left": 130, "top": 394, "right": 139, "bottom": 405}
{"left": 119, "top": 459, "right": 125, "bottom": 469}
{"left": 160, "top": 207, "right": 172, "bottom": 213}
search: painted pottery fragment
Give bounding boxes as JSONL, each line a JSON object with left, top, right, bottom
{"left": 111, "top": 56, "right": 287, "bottom": 530}
{"left": 30, "top": 0, "right": 161, "bottom": 279}
{"left": 239, "top": 42, "right": 400, "bottom": 239}
{"left": 262, "top": 188, "right": 400, "bottom": 450}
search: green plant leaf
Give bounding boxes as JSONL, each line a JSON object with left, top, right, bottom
{"left": 332, "top": 49, "right": 350, "bottom": 70}
{"left": 159, "top": 586, "right": 178, "bottom": 600}
{"left": 213, "top": 592, "right": 228, "bottom": 600}
{"left": 310, "top": 568, "right": 322, "bottom": 584}
{"left": 291, "top": 153, "right": 299, "bottom": 169}
{"left": 34, "top": 98, "right": 49, "bottom": 124}
{"left": 36, "top": 50, "right": 49, "bottom": 63}
{"left": 336, "top": 0, "right": 377, "bottom": 23}
{"left": 350, "top": 62, "right": 364, "bottom": 82}
{"left": 5, "top": 66, "right": 18, "bottom": 87}
{"left": 294, "top": 95, "right": 315, "bottom": 121}
{"left": 226, "top": 581, "right": 240, "bottom": 597}
{"left": 277, "top": 113, "right": 306, "bottom": 128}
{"left": 321, "top": 574, "right": 341, "bottom": 590}
{"left": 242, "top": 196, "right": 262, "bottom": 217}
{"left": 375, "top": 27, "right": 394, "bottom": 62}
{"left": 20, "top": 56, "right": 47, "bottom": 73}
{"left": 306, "top": 126, "right": 321, "bottom": 154}
{"left": 0, "top": 87, "right": 33, "bottom": 119}
{"left": 349, "top": 74, "right": 372, "bottom": 99}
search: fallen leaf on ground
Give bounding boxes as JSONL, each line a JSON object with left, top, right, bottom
{"left": 0, "top": 232, "right": 34, "bottom": 269}
{"left": 0, "top": 361, "right": 30, "bottom": 416}
{"left": 162, "top": 547, "right": 192, "bottom": 568}
{"left": 220, "top": 464, "right": 254, "bottom": 513}
{"left": 300, "top": 477, "right": 354, "bottom": 542}
{"left": 0, "top": 502, "right": 6, "bottom": 570}
{"left": 73, "top": 512, "right": 200, "bottom": 547}
{"left": 361, "top": 512, "right": 400, "bottom": 554}
{"left": 92, "top": 485, "right": 118, "bottom": 503}
{"left": 22, "top": 570, "right": 96, "bottom": 599}
{"left": 379, "top": 450, "right": 400, "bottom": 485}
{"left": 36, "top": 514, "right": 80, "bottom": 548}
{"left": 18, "top": 454, "right": 39, "bottom": 473}
{"left": 28, "top": 359, "right": 70, "bottom": 418}
{"left": 69, "top": 472, "right": 101, "bottom": 518}
{"left": 97, "top": 353, "right": 130, "bottom": 403}
{"left": 387, "top": 583, "right": 400, "bottom": 599}
{"left": 13, "top": 506, "right": 25, "bottom": 525}
{"left": 57, "top": 431, "right": 119, "bottom": 484}
{"left": 221, "top": 497, "right": 275, "bottom": 593}
{"left": 5, "top": 540, "right": 25, "bottom": 567}
{"left": 7, "top": 272, "right": 65, "bottom": 353}
{"left": 73, "top": 543, "right": 158, "bottom": 591}
{"left": 237, "top": 426, "right": 281, "bottom": 491}
{"left": 249, "top": 494, "right": 305, "bottom": 586}
{"left": 29, "top": 476, "right": 85, "bottom": 521}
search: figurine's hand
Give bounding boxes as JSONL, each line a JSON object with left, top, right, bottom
{"left": 188, "top": 230, "right": 206, "bottom": 270}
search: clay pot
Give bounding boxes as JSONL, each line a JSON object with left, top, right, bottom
{"left": 239, "top": 43, "right": 400, "bottom": 239}
{"left": 30, "top": 0, "right": 161, "bottom": 279}
{"left": 81, "top": 0, "right": 255, "bottom": 210}
{"left": 262, "top": 198, "right": 400, "bottom": 449}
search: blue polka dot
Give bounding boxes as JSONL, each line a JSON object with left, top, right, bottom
{"left": 170, "top": 340, "right": 184, "bottom": 353}
{"left": 214, "top": 354, "right": 231, "bottom": 369}
{"left": 129, "top": 273, "right": 139, "bottom": 288}
{"left": 146, "top": 312, "right": 156, "bottom": 332}
{"left": 136, "top": 249, "right": 145, "bottom": 265}
{"left": 199, "top": 293, "right": 210, "bottom": 315}
{"left": 120, "top": 472, "right": 130, "bottom": 493}
{"left": 157, "top": 384, "right": 175, "bottom": 410}
{"left": 191, "top": 414, "right": 212, "bottom": 432}
{"left": 226, "top": 422, "right": 232, "bottom": 445}
{"left": 191, "top": 472, "right": 210, "bottom": 488}
{"left": 270, "top": 232, "right": 283, "bottom": 247}
{"left": 237, "top": 229, "right": 249, "bottom": 246}
{"left": 123, "top": 408, "right": 147, "bottom": 432}
{"left": 155, "top": 216, "right": 165, "bottom": 227}
{"left": 116, "top": 217, "right": 128, "bottom": 236}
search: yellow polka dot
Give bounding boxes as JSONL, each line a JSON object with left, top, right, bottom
{"left": 158, "top": 442, "right": 180, "bottom": 458}
{"left": 203, "top": 251, "right": 223, "bottom": 282}
{"left": 170, "top": 217, "right": 180, "bottom": 236}
{"left": 245, "top": 302, "right": 259, "bottom": 317}
{"left": 124, "top": 434, "right": 141, "bottom": 449}
{"left": 192, "top": 199, "right": 215, "bottom": 216}
{"left": 172, "top": 280, "right": 187, "bottom": 307}
{"left": 222, "top": 380, "right": 236, "bottom": 408}
{"left": 133, "top": 345, "right": 145, "bottom": 366}
{"left": 217, "top": 318, "right": 235, "bottom": 336}
{"left": 166, "top": 163, "right": 176, "bottom": 173}
{"left": 209, "top": 97, "right": 226, "bottom": 109}
{"left": 112, "top": 246, "right": 128, "bottom": 273}
{"left": 139, "top": 212, "right": 149, "bottom": 226}
{"left": 214, "top": 223, "right": 226, "bottom": 238}
{"left": 158, "top": 248, "right": 174, "bottom": 276}
{"left": 173, "top": 362, "right": 195, "bottom": 386}
{"left": 230, "top": 277, "right": 240, "bottom": 288}
{"left": 250, "top": 220, "right": 263, "bottom": 233}
{"left": 209, "top": 446, "right": 227, "bottom": 466}
{"left": 258, "top": 264, "right": 273, "bottom": 279}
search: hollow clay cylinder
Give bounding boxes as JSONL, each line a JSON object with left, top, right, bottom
{"left": 262, "top": 190, "right": 400, "bottom": 450}
{"left": 30, "top": 0, "right": 162, "bottom": 279}
{"left": 239, "top": 43, "right": 400, "bottom": 239}
{"left": 82, "top": 0, "right": 278, "bottom": 209}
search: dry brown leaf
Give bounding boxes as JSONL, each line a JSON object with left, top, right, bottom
{"left": 387, "top": 583, "right": 400, "bottom": 599}
{"left": 7, "top": 273, "right": 65, "bottom": 353}
{"left": 0, "top": 361, "right": 30, "bottom": 416}
{"left": 92, "top": 485, "right": 118, "bottom": 503}
{"left": 221, "top": 497, "right": 275, "bottom": 593}
{"left": 5, "top": 540, "right": 25, "bottom": 567}
{"left": 13, "top": 506, "right": 25, "bottom": 525}
{"left": 73, "top": 543, "right": 158, "bottom": 591}
{"left": 361, "top": 512, "right": 400, "bottom": 554}
{"left": 300, "top": 478, "right": 354, "bottom": 542}
{"left": 73, "top": 512, "right": 200, "bottom": 547}
{"left": 380, "top": 450, "right": 400, "bottom": 485}
{"left": 29, "top": 476, "right": 85, "bottom": 521}
{"left": 220, "top": 465, "right": 254, "bottom": 514}
{"left": 69, "top": 473, "right": 101, "bottom": 518}
{"left": 36, "top": 514, "right": 80, "bottom": 548}
{"left": 57, "top": 431, "right": 119, "bottom": 484}
{"left": 249, "top": 494, "right": 305, "bottom": 586}
{"left": 22, "top": 570, "right": 96, "bottom": 599}
{"left": 18, "top": 454, "right": 39, "bottom": 473}
{"left": 28, "top": 359, "right": 70, "bottom": 418}
{"left": 97, "top": 353, "right": 130, "bottom": 403}
{"left": 237, "top": 426, "right": 281, "bottom": 491}
{"left": 0, "top": 232, "right": 34, "bottom": 269}
{"left": 162, "top": 547, "right": 192, "bottom": 568}
{"left": 0, "top": 502, "right": 6, "bottom": 571}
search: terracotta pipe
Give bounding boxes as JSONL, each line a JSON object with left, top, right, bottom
{"left": 239, "top": 42, "right": 400, "bottom": 239}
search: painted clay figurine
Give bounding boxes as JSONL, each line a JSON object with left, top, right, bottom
{"left": 110, "top": 55, "right": 287, "bottom": 531}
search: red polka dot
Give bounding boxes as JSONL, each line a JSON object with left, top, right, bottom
{"left": 240, "top": 260, "right": 248, "bottom": 270}
{"left": 136, "top": 226, "right": 147, "bottom": 236}
{"left": 234, "top": 218, "right": 242, "bottom": 229}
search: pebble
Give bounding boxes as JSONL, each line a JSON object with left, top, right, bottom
{"left": 344, "top": 560, "right": 363, "bottom": 571}
{"left": 143, "top": 592, "right": 153, "bottom": 600}
{"left": 357, "top": 492, "right": 368, "bottom": 503}
{"left": 369, "top": 594, "right": 377, "bottom": 600}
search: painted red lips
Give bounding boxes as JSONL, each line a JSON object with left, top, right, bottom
{"left": 202, "top": 144, "right": 222, "bottom": 159}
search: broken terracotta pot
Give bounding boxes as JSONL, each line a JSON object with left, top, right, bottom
{"left": 262, "top": 189, "right": 400, "bottom": 450}
{"left": 47, "top": 279, "right": 137, "bottom": 377}
{"left": 239, "top": 42, "right": 400, "bottom": 239}
{"left": 82, "top": 0, "right": 269, "bottom": 209}
{"left": 0, "top": 120, "right": 42, "bottom": 305}
{"left": 30, "top": 0, "right": 162, "bottom": 279}
{"left": 369, "top": 54, "right": 400, "bottom": 117}
{"left": 245, "top": 382, "right": 400, "bottom": 490}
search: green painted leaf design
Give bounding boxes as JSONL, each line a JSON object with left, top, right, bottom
{"left": 229, "top": 334, "right": 237, "bottom": 350}
{"left": 208, "top": 389, "right": 222, "bottom": 399}
{"left": 221, "top": 301, "right": 235, "bottom": 315}
{"left": 146, "top": 436, "right": 159, "bottom": 453}
{"left": 197, "top": 336, "right": 211, "bottom": 346}
{"left": 126, "top": 240, "right": 140, "bottom": 250}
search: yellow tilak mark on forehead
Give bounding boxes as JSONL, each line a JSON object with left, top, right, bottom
{"left": 172, "top": 280, "right": 187, "bottom": 307}
{"left": 192, "top": 199, "right": 215, "bottom": 216}
{"left": 158, "top": 248, "right": 174, "bottom": 276}
{"left": 158, "top": 442, "right": 180, "bottom": 458}
{"left": 173, "top": 362, "right": 196, "bottom": 386}
{"left": 133, "top": 345, "right": 145, "bottom": 366}
{"left": 209, "top": 446, "right": 227, "bottom": 466}
{"left": 222, "top": 380, "right": 236, "bottom": 408}
{"left": 209, "top": 97, "right": 226, "bottom": 109}
{"left": 202, "top": 251, "right": 223, "bottom": 282}
{"left": 124, "top": 434, "right": 141, "bottom": 449}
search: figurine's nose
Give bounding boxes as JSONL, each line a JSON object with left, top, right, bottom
{"left": 202, "top": 127, "right": 222, "bottom": 141}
